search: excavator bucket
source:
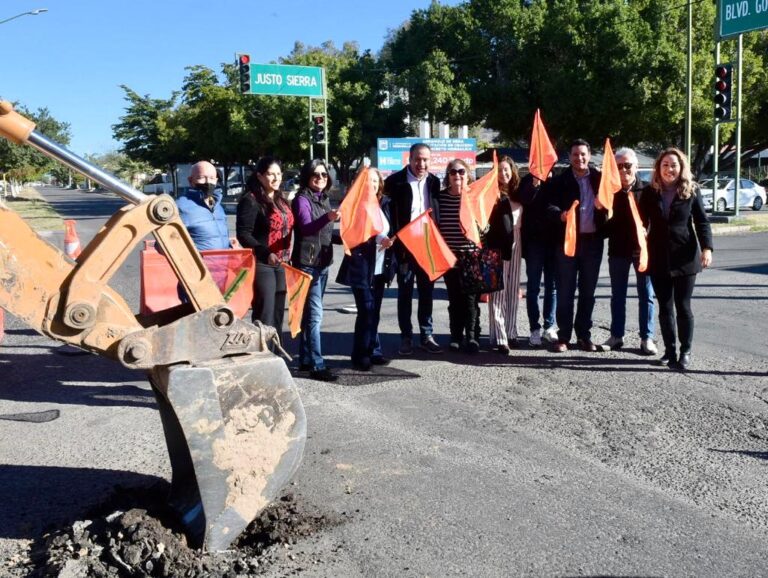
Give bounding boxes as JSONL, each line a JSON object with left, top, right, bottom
{"left": 152, "top": 355, "right": 306, "bottom": 551}
{"left": 0, "top": 100, "right": 307, "bottom": 551}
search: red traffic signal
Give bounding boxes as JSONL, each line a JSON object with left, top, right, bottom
{"left": 237, "top": 53, "right": 251, "bottom": 94}
{"left": 714, "top": 64, "right": 732, "bottom": 121}
{"left": 312, "top": 115, "right": 326, "bottom": 144}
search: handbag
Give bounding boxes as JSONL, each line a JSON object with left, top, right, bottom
{"left": 457, "top": 246, "right": 504, "bottom": 294}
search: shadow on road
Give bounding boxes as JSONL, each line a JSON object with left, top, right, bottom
{"left": 0, "top": 465, "right": 164, "bottom": 539}
{"left": 0, "top": 348, "right": 155, "bottom": 409}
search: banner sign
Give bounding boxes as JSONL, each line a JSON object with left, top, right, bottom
{"left": 377, "top": 137, "right": 477, "bottom": 177}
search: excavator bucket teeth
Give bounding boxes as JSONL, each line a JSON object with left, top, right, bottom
{"left": 149, "top": 353, "right": 306, "bottom": 551}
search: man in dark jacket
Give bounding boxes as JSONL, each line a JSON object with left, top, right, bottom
{"left": 384, "top": 143, "right": 443, "bottom": 355}
{"left": 545, "top": 139, "right": 606, "bottom": 352}
{"left": 600, "top": 147, "right": 657, "bottom": 355}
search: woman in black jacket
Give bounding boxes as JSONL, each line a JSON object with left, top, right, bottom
{"left": 335, "top": 168, "right": 396, "bottom": 370}
{"left": 639, "top": 147, "right": 713, "bottom": 370}
{"left": 236, "top": 157, "right": 293, "bottom": 336}
{"left": 486, "top": 156, "right": 523, "bottom": 353}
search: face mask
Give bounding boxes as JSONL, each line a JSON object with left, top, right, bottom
{"left": 197, "top": 182, "right": 216, "bottom": 195}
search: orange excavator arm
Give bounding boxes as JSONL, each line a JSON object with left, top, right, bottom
{"left": 0, "top": 101, "right": 306, "bottom": 552}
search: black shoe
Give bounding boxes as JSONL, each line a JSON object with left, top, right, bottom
{"left": 370, "top": 356, "right": 390, "bottom": 366}
{"left": 309, "top": 368, "right": 338, "bottom": 382}
{"left": 496, "top": 344, "right": 510, "bottom": 355}
{"left": 352, "top": 359, "right": 372, "bottom": 372}
{"left": 659, "top": 349, "right": 677, "bottom": 367}
{"left": 466, "top": 340, "right": 480, "bottom": 354}
{"left": 298, "top": 363, "right": 312, "bottom": 372}
{"left": 678, "top": 352, "right": 691, "bottom": 370}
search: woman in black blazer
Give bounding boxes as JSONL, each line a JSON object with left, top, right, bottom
{"left": 639, "top": 147, "right": 713, "bottom": 370}
{"left": 336, "top": 168, "right": 396, "bottom": 371}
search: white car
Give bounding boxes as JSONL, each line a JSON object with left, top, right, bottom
{"left": 698, "top": 177, "right": 766, "bottom": 212}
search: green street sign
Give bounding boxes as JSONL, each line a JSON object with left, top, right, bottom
{"left": 720, "top": 0, "right": 768, "bottom": 38}
{"left": 244, "top": 64, "right": 325, "bottom": 98}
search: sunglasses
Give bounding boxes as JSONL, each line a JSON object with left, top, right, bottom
{"left": 448, "top": 168, "right": 466, "bottom": 176}
{"left": 312, "top": 172, "right": 328, "bottom": 179}
{"left": 617, "top": 162, "right": 634, "bottom": 171}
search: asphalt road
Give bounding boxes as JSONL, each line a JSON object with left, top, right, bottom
{"left": 1, "top": 187, "right": 767, "bottom": 576}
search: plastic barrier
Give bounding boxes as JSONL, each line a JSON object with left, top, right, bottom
{"left": 140, "top": 240, "right": 255, "bottom": 318}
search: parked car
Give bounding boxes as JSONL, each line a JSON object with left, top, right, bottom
{"left": 637, "top": 168, "right": 653, "bottom": 184}
{"left": 143, "top": 173, "right": 174, "bottom": 195}
{"left": 698, "top": 177, "right": 766, "bottom": 212}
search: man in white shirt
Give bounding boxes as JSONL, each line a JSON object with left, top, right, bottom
{"left": 384, "top": 143, "right": 443, "bottom": 355}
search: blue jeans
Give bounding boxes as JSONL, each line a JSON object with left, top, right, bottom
{"left": 396, "top": 264, "right": 434, "bottom": 339}
{"left": 298, "top": 265, "right": 329, "bottom": 370}
{"left": 523, "top": 241, "right": 557, "bottom": 332}
{"left": 608, "top": 255, "right": 655, "bottom": 339}
{"left": 351, "top": 275, "right": 386, "bottom": 363}
{"left": 556, "top": 235, "right": 604, "bottom": 343}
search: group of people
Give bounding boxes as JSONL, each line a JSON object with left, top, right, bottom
{"left": 177, "top": 138, "right": 713, "bottom": 383}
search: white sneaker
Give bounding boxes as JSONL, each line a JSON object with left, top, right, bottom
{"left": 601, "top": 335, "right": 624, "bottom": 351}
{"left": 529, "top": 329, "right": 542, "bottom": 346}
{"left": 641, "top": 338, "right": 658, "bottom": 355}
{"left": 542, "top": 327, "right": 559, "bottom": 343}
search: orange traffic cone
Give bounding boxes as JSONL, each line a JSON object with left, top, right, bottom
{"left": 64, "top": 219, "right": 82, "bottom": 259}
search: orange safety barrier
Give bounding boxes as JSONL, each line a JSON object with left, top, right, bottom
{"left": 139, "top": 241, "right": 255, "bottom": 318}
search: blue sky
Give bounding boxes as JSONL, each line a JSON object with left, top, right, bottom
{"left": 1, "top": 0, "right": 460, "bottom": 156}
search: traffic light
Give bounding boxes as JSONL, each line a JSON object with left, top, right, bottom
{"left": 312, "top": 114, "right": 326, "bottom": 144}
{"left": 714, "top": 63, "right": 733, "bottom": 121}
{"left": 238, "top": 53, "right": 251, "bottom": 94}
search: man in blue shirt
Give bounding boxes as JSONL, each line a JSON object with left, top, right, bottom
{"left": 177, "top": 161, "right": 230, "bottom": 251}
{"left": 545, "top": 139, "right": 606, "bottom": 352}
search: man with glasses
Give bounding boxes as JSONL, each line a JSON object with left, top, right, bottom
{"left": 177, "top": 160, "right": 230, "bottom": 251}
{"left": 545, "top": 139, "right": 606, "bottom": 352}
{"left": 600, "top": 148, "right": 657, "bottom": 354}
{"left": 385, "top": 143, "right": 443, "bottom": 355}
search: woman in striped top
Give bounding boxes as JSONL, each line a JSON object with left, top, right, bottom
{"left": 437, "top": 159, "right": 482, "bottom": 353}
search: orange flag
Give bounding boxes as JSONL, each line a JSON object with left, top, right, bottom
{"left": 597, "top": 138, "right": 622, "bottom": 216}
{"left": 282, "top": 263, "right": 312, "bottom": 338}
{"left": 564, "top": 200, "right": 580, "bottom": 257}
{"left": 395, "top": 209, "right": 456, "bottom": 281}
{"left": 528, "top": 109, "right": 558, "bottom": 182}
{"left": 339, "top": 166, "right": 384, "bottom": 255}
{"left": 460, "top": 151, "right": 499, "bottom": 246}
{"left": 627, "top": 192, "right": 648, "bottom": 272}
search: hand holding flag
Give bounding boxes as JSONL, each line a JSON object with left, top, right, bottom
{"left": 460, "top": 151, "right": 499, "bottom": 246}
{"left": 394, "top": 209, "right": 456, "bottom": 281}
{"left": 339, "top": 166, "right": 384, "bottom": 255}
{"left": 529, "top": 109, "right": 558, "bottom": 182}
{"left": 597, "top": 138, "right": 622, "bottom": 217}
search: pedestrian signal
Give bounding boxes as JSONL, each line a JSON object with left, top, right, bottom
{"left": 714, "top": 64, "right": 732, "bottom": 121}
{"left": 238, "top": 54, "right": 251, "bottom": 94}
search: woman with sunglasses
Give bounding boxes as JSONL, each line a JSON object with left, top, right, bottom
{"left": 639, "top": 147, "right": 713, "bottom": 370}
{"left": 437, "top": 159, "right": 482, "bottom": 353}
{"left": 485, "top": 156, "right": 523, "bottom": 354}
{"left": 236, "top": 156, "right": 293, "bottom": 338}
{"left": 335, "top": 167, "right": 396, "bottom": 370}
{"left": 291, "top": 159, "right": 340, "bottom": 382}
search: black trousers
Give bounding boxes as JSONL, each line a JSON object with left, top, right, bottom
{"left": 650, "top": 273, "right": 696, "bottom": 354}
{"left": 252, "top": 263, "right": 287, "bottom": 337}
{"left": 444, "top": 268, "right": 480, "bottom": 343}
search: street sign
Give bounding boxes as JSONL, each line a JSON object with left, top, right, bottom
{"left": 719, "top": 0, "right": 768, "bottom": 38}
{"left": 242, "top": 64, "right": 325, "bottom": 98}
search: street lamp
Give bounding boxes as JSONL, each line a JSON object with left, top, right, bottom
{"left": 0, "top": 8, "right": 48, "bottom": 26}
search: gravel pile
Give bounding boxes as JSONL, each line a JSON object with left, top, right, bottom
{"left": 8, "top": 486, "right": 345, "bottom": 577}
